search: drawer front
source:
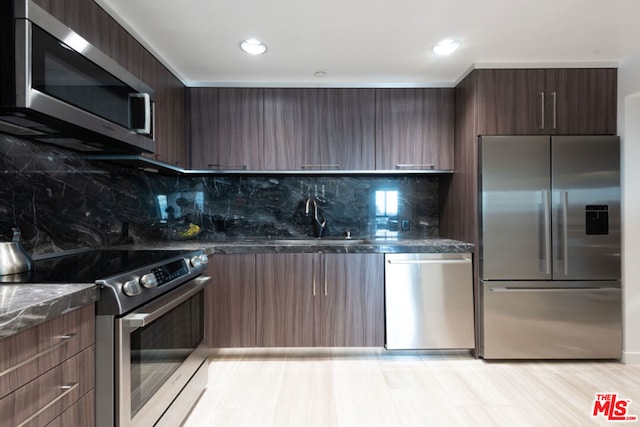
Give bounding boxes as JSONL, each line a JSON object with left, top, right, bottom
{"left": 0, "top": 346, "right": 94, "bottom": 427}
{"left": 0, "top": 304, "right": 94, "bottom": 399}
{"left": 47, "top": 389, "right": 95, "bottom": 427}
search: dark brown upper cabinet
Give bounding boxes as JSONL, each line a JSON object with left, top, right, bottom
{"left": 476, "top": 68, "right": 617, "bottom": 135}
{"left": 375, "top": 88, "right": 454, "bottom": 171}
{"left": 263, "top": 88, "right": 376, "bottom": 170}
{"left": 190, "top": 88, "right": 264, "bottom": 170}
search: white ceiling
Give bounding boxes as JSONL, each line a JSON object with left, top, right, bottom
{"left": 95, "top": 0, "right": 640, "bottom": 88}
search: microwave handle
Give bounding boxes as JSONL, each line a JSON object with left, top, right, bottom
{"left": 129, "top": 93, "right": 152, "bottom": 135}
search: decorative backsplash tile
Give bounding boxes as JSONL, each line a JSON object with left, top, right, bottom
{"left": 0, "top": 135, "right": 441, "bottom": 256}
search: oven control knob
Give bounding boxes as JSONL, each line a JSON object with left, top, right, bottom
{"left": 140, "top": 273, "right": 158, "bottom": 288}
{"left": 122, "top": 279, "right": 142, "bottom": 296}
{"left": 190, "top": 256, "right": 202, "bottom": 268}
{"left": 199, "top": 254, "right": 209, "bottom": 265}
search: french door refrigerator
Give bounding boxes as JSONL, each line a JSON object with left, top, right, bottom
{"left": 479, "top": 135, "right": 621, "bottom": 359}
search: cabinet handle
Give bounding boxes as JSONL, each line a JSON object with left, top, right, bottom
{"left": 16, "top": 382, "right": 79, "bottom": 427}
{"left": 395, "top": 164, "right": 435, "bottom": 170}
{"left": 324, "top": 258, "right": 328, "bottom": 296}
{"left": 312, "top": 258, "right": 316, "bottom": 296}
{"left": 207, "top": 164, "right": 247, "bottom": 170}
{"left": 551, "top": 91, "right": 557, "bottom": 130}
{"left": 539, "top": 92, "right": 545, "bottom": 130}
{"left": 301, "top": 164, "right": 340, "bottom": 170}
{"left": 0, "top": 334, "right": 76, "bottom": 378}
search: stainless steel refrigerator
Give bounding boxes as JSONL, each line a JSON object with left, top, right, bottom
{"left": 479, "top": 135, "right": 622, "bottom": 359}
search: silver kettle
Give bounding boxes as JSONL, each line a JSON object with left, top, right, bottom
{"left": 0, "top": 228, "right": 33, "bottom": 276}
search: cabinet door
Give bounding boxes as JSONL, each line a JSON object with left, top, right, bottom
{"left": 190, "top": 88, "right": 264, "bottom": 170}
{"left": 375, "top": 88, "right": 454, "bottom": 170}
{"left": 546, "top": 68, "right": 617, "bottom": 135}
{"left": 476, "top": 69, "right": 547, "bottom": 135}
{"left": 256, "top": 254, "right": 317, "bottom": 346}
{"left": 312, "top": 89, "right": 375, "bottom": 170}
{"left": 208, "top": 254, "right": 257, "bottom": 347}
{"left": 263, "top": 89, "right": 376, "bottom": 170}
{"left": 263, "top": 89, "right": 312, "bottom": 170}
{"left": 318, "top": 254, "right": 384, "bottom": 346}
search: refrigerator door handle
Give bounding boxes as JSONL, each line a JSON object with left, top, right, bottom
{"left": 561, "top": 190, "right": 569, "bottom": 275}
{"left": 542, "top": 190, "right": 551, "bottom": 274}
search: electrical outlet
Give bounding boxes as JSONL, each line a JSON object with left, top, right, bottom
{"left": 401, "top": 219, "right": 410, "bottom": 231}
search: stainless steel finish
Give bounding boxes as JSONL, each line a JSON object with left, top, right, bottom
{"left": 128, "top": 93, "right": 151, "bottom": 134}
{"left": 304, "top": 197, "right": 327, "bottom": 238}
{"left": 95, "top": 249, "right": 209, "bottom": 427}
{"left": 113, "top": 276, "right": 210, "bottom": 427}
{"left": 17, "top": 382, "right": 79, "bottom": 427}
{"left": 0, "top": 228, "right": 33, "bottom": 276}
{"left": 479, "top": 135, "right": 622, "bottom": 359}
{"left": 385, "top": 253, "right": 474, "bottom": 350}
{"left": 139, "top": 273, "right": 157, "bottom": 288}
{"left": 3, "top": 0, "right": 155, "bottom": 153}
{"left": 312, "top": 258, "right": 316, "bottom": 296}
{"left": 301, "top": 164, "right": 341, "bottom": 169}
{"left": 155, "top": 360, "right": 208, "bottom": 427}
{"left": 552, "top": 136, "right": 621, "bottom": 280}
{"left": 542, "top": 190, "right": 551, "bottom": 274}
{"left": 0, "top": 333, "right": 74, "bottom": 377}
{"left": 324, "top": 257, "right": 328, "bottom": 296}
{"left": 123, "top": 276, "right": 208, "bottom": 328}
{"left": 121, "top": 279, "right": 141, "bottom": 296}
{"left": 551, "top": 91, "right": 557, "bottom": 129}
{"left": 561, "top": 190, "right": 569, "bottom": 275}
{"left": 540, "top": 91, "right": 545, "bottom": 129}
{"left": 480, "top": 135, "right": 551, "bottom": 280}
{"left": 482, "top": 281, "right": 622, "bottom": 359}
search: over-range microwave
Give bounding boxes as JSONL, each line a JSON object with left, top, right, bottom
{"left": 0, "top": 0, "right": 155, "bottom": 153}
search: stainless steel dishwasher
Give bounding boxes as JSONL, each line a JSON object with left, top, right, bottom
{"left": 385, "top": 253, "right": 474, "bottom": 350}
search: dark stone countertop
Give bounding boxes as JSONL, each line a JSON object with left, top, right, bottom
{"left": 202, "top": 238, "right": 474, "bottom": 255}
{"left": 124, "top": 237, "right": 474, "bottom": 255}
{"left": 0, "top": 283, "right": 99, "bottom": 339}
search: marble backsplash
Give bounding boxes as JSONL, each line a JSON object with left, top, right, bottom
{"left": 0, "top": 135, "right": 441, "bottom": 256}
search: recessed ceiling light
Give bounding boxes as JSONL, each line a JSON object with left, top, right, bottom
{"left": 432, "top": 39, "right": 460, "bottom": 56}
{"left": 314, "top": 71, "right": 327, "bottom": 78}
{"left": 240, "top": 38, "right": 267, "bottom": 55}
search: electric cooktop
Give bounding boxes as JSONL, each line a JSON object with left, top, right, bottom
{"left": 2, "top": 249, "right": 193, "bottom": 284}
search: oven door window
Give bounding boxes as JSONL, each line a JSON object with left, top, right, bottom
{"left": 129, "top": 291, "right": 204, "bottom": 418}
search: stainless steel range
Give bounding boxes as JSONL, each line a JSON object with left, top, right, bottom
{"left": 93, "top": 249, "right": 210, "bottom": 427}
{"left": 16, "top": 248, "right": 211, "bottom": 426}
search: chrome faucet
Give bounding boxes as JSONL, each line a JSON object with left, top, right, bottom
{"left": 304, "top": 197, "right": 326, "bottom": 238}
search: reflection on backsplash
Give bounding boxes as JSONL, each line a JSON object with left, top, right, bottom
{"left": 0, "top": 135, "right": 440, "bottom": 255}
{"left": 151, "top": 175, "right": 439, "bottom": 241}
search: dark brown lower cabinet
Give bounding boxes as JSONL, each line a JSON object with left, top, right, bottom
{"left": 256, "top": 253, "right": 384, "bottom": 347}
{"left": 0, "top": 305, "right": 95, "bottom": 427}
{"left": 207, "top": 254, "right": 257, "bottom": 347}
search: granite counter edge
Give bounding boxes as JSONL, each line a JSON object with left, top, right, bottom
{"left": 0, "top": 284, "right": 100, "bottom": 339}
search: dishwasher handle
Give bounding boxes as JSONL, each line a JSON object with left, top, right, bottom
{"left": 488, "top": 286, "right": 620, "bottom": 293}
{"left": 387, "top": 258, "right": 470, "bottom": 265}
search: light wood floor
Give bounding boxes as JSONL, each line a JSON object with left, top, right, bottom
{"left": 183, "top": 349, "right": 640, "bottom": 427}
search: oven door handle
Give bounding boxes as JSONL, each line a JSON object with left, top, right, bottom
{"left": 123, "top": 276, "right": 210, "bottom": 329}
